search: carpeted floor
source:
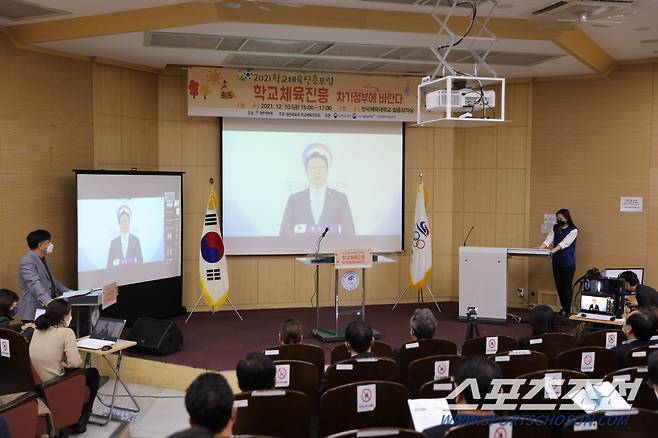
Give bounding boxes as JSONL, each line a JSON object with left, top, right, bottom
{"left": 127, "top": 301, "right": 542, "bottom": 371}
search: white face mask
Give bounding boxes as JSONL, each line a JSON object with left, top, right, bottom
{"left": 46, "top": 242, "right": 54, "bottom": 254}
{"left": 65, "top": 315, "right": 72, "bottom": 327}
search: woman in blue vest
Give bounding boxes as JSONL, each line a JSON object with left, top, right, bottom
{"left": 538, "top": 209, "right": 578, "bottom": 315}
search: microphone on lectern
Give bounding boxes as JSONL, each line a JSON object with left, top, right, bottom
{"left": 463, "top": 226, "right": 475, "bottom": 247}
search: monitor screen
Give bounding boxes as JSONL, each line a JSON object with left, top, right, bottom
{"left": 580, "top": 294, "right": 615, "bottom": 315}
{"left": 221, "top": 118, "right": 404, "bottom": 255}
{"left": 76, "top": 172, "right": 182, "bottom": 289}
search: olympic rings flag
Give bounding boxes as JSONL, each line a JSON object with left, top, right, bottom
{"left": 199, "top": 185, "right": 230, "bottom": 310}
{"left": 409, "top": 180, "right": 432, "bottom": 289}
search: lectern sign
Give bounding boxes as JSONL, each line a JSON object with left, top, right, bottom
{"left": 334, "top": 249, "right": 373, "bottom": 270}
{"left": 101, "top": 282, "right": 118, "bottom": 310}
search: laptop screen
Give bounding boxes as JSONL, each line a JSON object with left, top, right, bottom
{"left": 579, "top": 294, "right": 615, "bottom": 316}
{"left": 91, "top": 317, "right": 125, "bottom": 341}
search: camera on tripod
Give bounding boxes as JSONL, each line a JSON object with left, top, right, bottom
{"left": 465, "top": 306, "right": 480, "bottom": 339}
{"left": 466, "top": 306, "right": 478, "bottom": 321}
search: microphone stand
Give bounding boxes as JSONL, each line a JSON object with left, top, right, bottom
{"left": 312, "top": 228, "right": 329, "bottom": 333}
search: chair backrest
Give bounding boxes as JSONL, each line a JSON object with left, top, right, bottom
{"left": 331, "top": 341, "right": 393, "bottom": 364}
{"left": 624, "top": 344, "right": 658, "bottom": 367}
{"left": 325, "top": 428, "right": 426, "bottom": 438}
{"left": 580, "top": 329, "right": 627, "bottom": 348}
{"left": 320, "top": 381, "right": 410, "bottom": 437}
{"left": 444, "top": 416, "right": 551, "bottom": 438}
{"left": 0, "top": 392, "right": 39, "bottom": 438}
{"left": 555, "top": 346, "right": 617, "bottom": 379}
{"left": 263, "top": 344, "right": 325, "bottom": 381}
{"left": 417, "top": 377, "right": 455, "bottom": 400}
{"left": 233, "top": 389, "right": 311, "bottom": 438}
{"left": 0, "top": 329, "right": 36, "bottom": 396}
{"left": 526, "top": 333, "right": 579, "bottom": 366}
{"left": 491, "top": 350, "right": 549, "bottom": 379}
{"left": 273, "top": 360, "right": 319, "bottom": 409}
{"left": 406, "top": 354, "right": 462, "bottom": 398}
{"left": 562, "top": 408, "right": 658, "bottom": 438}
{"left": 399, "top": 338, "right": 457, "bottom": 382}
{"left": 516, "top": 369, "right": 589, "bottom": 413}
{"left": 604, "top": 366, "right": 658, "bottom": 411}
{"left": 461, "top": 336, "right": 518, "bottom": 357}
{"left": 327, "top": 357, "right": 399, "bottom": 390}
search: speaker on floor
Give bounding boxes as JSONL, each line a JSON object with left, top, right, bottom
{"left": 127, "top": 318, "right": 183, "bottom": 356}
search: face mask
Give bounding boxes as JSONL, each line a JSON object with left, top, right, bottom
{"left": 65, "top": 315, "right": 72, "bottom": 327}
{"left": 46, "top": 243, "right": 54, "bottom": 254}
{"left": 556, "top": 219, "right": 566, "bottom": 226}
{"left": 10, "top": 307, "right": 17, "bottom": 317}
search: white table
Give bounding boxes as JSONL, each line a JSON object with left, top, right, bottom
{"left": 458, "top": 247, "right": 550, "bottom": 323}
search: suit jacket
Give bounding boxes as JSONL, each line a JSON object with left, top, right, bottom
{"left": 279, "top": 187, "right": 355, "bottom": 236}
{"left": 589, "top": 304, "right": 600, "bottom": 311}
{"left": 106, "top": 234, "right": 143, "bottom": 268}
{"left": 611, "top": 339, "right": 648, "bottom": 368}
{"left": 17, "top": 251, "right": 69, "bottom": 321}
{"left": 636, "top": 284, "right": 658, "bottom": 309}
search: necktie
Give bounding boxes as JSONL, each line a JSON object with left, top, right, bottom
{"left": 311, "top": 190, "right": 322, "bottom": 224}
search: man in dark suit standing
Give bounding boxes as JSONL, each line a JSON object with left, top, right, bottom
{"left": 17, "top": 229, "right": 69, "bottom": 322}
{"left": 106, "top": 205, "right": 143, "bottom": 268}
{"left": 611, "top": 308, "right": 657, "bottom": 367}
{"left": 619, "top": 271, "right": 658, "bottom": 309}
{"left": 280, "top": 143, "right": 355, "bottom": 236}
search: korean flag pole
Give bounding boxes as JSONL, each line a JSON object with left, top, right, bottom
{"left": 186, "top": 178, "right": 243, "bottom": 324}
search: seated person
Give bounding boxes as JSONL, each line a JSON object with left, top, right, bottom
{"left": 236, "top": 352, "right": 276, "bottom": 392}
{"left": 649, "top": 350, "right": 658, "bottom": 396}
{"left": 519, "top": 305, "right": 556, "bottom": 348}
{"left": 168, "top": 372, "right": 236, "bottom": 438}
{"left": 392, "top": 308, "right": 437, "bottom": 361}
{"left": 29, "top": 299, "right": 100, "bottom": 433}
{"left": 278, "top": 318, "right": 303, "bottom": 345}
{"left": 424, "top": 356, "right": 502, "bottom": 437}
{"left": 589, "top": 298, "right": 600, "bottom": 311}
{"left": 320, "top": 320, "right": 376, "bottom": 394}
{"left": 611, "top": 308, "right": 658, "bottom": 367}
{"left": 0, "top": 288, "right": 34, "bottom": 333}
{"left": 619, "top": 271, "right": 658, "bottom": 310}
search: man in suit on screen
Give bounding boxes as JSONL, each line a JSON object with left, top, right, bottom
{"left": 279, "top": 143, "right": 355, "bottom": 236}
{"left": 107, "top": 205, "right": 143, "bottom": 268}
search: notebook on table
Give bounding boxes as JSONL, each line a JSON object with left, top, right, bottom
{"left": 77, "top": 317, "right": 126, "bottom": 350}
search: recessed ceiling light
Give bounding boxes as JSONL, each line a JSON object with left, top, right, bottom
{"left": 640, "top": 38, "right": 658, "bottom": 43}
{"left": 634, "top": 26, "right": 651, "bottom": 31}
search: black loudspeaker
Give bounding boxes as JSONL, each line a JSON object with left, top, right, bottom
{"left": 127, "top": 318, "right": 183, "bottom": 356}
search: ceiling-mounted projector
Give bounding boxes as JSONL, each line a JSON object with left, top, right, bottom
{"left": 425, "top": 88, "right": 496, "bottom": 113}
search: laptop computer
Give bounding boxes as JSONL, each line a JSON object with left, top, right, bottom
{"left": 77, "top": 317, "right": 126, "bottom": 350}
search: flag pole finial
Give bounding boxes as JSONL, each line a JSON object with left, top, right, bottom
{"left": 209, "top": 178, "right": 214, "bottom": 184}
{"left": 418, "top": 172, "right": 423, "bottom": 179}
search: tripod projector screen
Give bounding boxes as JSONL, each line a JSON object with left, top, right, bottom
{"left": 76, "top": 172, "right": 182, "bottom": 289}
{"left": 222, "top": 118, "right": 404, "bottom": 255}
